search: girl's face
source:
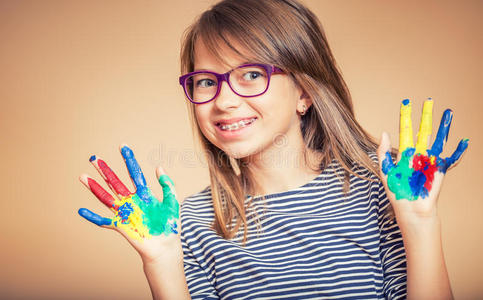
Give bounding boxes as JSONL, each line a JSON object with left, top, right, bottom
{"left": 193, "top": 39, "right": 309, "bottom": 160}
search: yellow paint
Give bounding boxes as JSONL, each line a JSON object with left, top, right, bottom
{"left": 399, "top": 100, "right": 414, "bottom": 153}
{"left": 415, "top": 99, "right": 433, "bottom": 154}
{"left": 112, "top": 196, "right": 151, "bottom": 240}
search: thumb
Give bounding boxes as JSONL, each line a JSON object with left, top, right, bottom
{"left": 156, "top": 166, "right": 178, "bottom": 200}
{"left": 378, "top": 132, "right": 395, "bottom": 175}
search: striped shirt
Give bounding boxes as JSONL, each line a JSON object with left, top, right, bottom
{"left": 181, "top": 156, "right": 407, "bottom": 299}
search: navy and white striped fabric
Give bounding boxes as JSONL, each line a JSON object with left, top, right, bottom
{"left": 181, "top": 156, "right": 407, "bottom": 299}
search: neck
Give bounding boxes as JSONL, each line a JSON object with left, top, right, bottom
{"left": 242, "top": 134, "right": 322, "bottom": 196}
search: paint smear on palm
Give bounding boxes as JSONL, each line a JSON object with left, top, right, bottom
{"left": 82, "top": 147, "right": 179, "bottom": 240}
{"left": 110, "top": 188, "right": 179, "bottom": 240}
{"left": 382, "top": 98, "right": 469, "bottom": 201}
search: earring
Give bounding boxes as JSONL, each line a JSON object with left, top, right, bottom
{"left": 300, "top": 104, "right": 307, "bottom": 116}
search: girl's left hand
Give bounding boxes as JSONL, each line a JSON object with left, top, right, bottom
{"left": 377, "top": 98, "right": 469, "bottom": 223}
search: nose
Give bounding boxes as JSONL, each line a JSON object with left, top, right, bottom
{"left": 213, "top": 80, "right": 243, "bottom": 111}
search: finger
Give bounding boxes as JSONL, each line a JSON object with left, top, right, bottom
{"left": 441, "top": 138, "right": 469, "bottom": 172}
{"left": 426, "top": 171, "right": 445, "bottom": 200}
{"left": 156, "top": 166, "right": 178, "bottom": 200}
{"left": 89, "top": 155, "right": 131, "bottom": 199}
{"left": 156, "top": 166, "right": 180, "bottom": 233}
{"left": 120, "top": 144, "right": 149, "bottom": 196}
{"left": 415, "top": 98, "right": 433, "bottom": 155}
{"left": 399, "top": 99, "right": 414, "bottom": 153}
{"left": 79, "top": 174, "right": 118, "bottom": 210}
{"left": 378, "top": 132, "right": 395, "bottom": 175}
{"left": 428, "top": 109, "right": 453, "bottom": 157}
{"left": 78, "top": 208, "right": 113, "bottom": 227}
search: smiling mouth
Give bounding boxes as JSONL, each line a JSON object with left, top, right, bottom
{"left": 216, "top": 117, "right": 257, "bottom": 131}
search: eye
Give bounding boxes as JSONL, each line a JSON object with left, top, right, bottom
{"left": 196, "top": 78, "right": 217, "bottom": 88}
{"left": 242, "top": 71, "right": 263, "bottom": 81}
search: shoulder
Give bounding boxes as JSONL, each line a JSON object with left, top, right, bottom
{"left": 181, "top": 185, "right": 212, "bottom": 208}
{"left": 368, "top": 151, "right": 379, "bottom": 164}
{"left": 348, "top": 151, "right": 380, "bottom": 181}
{"left": 362, "top": 152, "right": 395, "bottom": 219}
{"left": 180, "top": 185, "right": 215, "bottom": 226}
{"left": 347, "top": 151, "right": 391, "bottom": 209}
{"left": 180, "top": 186, "right": 218, "bottom": 252}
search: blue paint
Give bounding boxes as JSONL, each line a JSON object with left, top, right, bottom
{"left": 118, "top": 202, "right": 134, "bottom": 223}
{"left": 405, "top": 147, "right": 415, "bottom": 157}
{"left": 439, "top": 138, "right": 469, "bottom": 173}
{"left": 409, "top": 170, "right": 428, "bottom": 198}
{"left": 89, "top": 155, "right": 96, "bottom": 162}
{"left": 402, "top": 99, "right": 410, "bottom": 105}
{"left": 170, "top": 222, "right": 178, "bottom": 234}
{"left": 137, "top": 187, "right": 152, "bottom": 202}
{"left": 78, "top": 208, "right": 112, "bottom": 226}
{"left": 428, "top": 109, "right": 453, "bottom": 157}
{"left": 381, "top": 151, "right": 395, "bottom": 175}
{"left": 121, "top": 146, "right": 150, "bottom": 201}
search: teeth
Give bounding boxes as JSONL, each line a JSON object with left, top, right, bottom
{"left": 219, "top": 118, "right": 256, "bottom": 131}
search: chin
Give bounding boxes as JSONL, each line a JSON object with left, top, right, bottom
{"left": 217, "top": 143, "right": 260, "bottom": 160}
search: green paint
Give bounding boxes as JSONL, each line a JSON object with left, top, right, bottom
{"left": 386, "top": 148, "right": 417, "bottom": 201}
{"left": 132, "top": 174, "right": 179, "bottom": 236}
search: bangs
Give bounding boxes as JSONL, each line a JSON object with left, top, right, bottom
{"left": 186, "top": 1, "right": 288, "bottom": 72}
{"left": 181, "top": 0, "right": 328, "bottom": 80}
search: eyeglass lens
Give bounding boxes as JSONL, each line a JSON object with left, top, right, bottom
{"left": 185, "top": 65, "right": 269, "bottom": 103}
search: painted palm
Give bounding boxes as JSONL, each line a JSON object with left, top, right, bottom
{"left": 382, "top": 99, "right": 468, "bottom": 201}
{"left": 78, "top": 145, "right": 179, "bottom": 240}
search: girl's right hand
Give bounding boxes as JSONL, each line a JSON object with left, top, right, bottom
{"left": 78, "top": 144, "right": 181, "bottom": 265}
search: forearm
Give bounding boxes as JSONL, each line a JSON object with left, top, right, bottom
{"left": 143, "top": 242, "right": 191, "bottom": 300}
{"left": 397, "top": 215, "right": 453, "bottom": 300}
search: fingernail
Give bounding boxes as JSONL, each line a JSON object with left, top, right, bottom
{"left": 79, "top": 174, "right": 90, "bottom": 185}
{"left": 120, "top": 145, "right": 134, "bottom": 158}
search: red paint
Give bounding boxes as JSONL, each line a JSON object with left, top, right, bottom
{"left": 98, "top": 159, "right": 131, "bottom": 197}
{"left": 412, "top": 154, "right": 438, "bottom": 191}
{"left": 87, "top": 177, "right": 118, "bottom": 209}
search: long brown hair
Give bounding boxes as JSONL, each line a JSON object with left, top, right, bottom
{"left": 180, "top": 0, "right": 379, "bottom": 242}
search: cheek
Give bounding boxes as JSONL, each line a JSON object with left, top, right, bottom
{"left": 194, "top": 106, "right": 207, "bottom": 125}
{"left": 194, "top": 106, "right": 212, "bottom": 135}
{"left": 258, "top": 88, "right": 297, "bottom": 122}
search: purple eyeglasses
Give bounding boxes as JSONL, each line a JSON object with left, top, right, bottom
{"left": 179, "top": 63, "right": 283, "bottom": 104}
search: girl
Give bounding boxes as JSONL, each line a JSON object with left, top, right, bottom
{"left": 78, "top": 0, "right": 468, "bottom": 299}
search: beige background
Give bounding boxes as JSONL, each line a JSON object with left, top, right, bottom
{"left": 1, "top": 0, "right": 482, "bottom": 299}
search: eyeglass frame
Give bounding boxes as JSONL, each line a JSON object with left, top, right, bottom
{"left": 178, "top": 63, "right": 284, "bottom": 104}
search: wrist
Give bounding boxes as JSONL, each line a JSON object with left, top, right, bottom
{"left": 142, "top": 242, "right": 184, "bottom": 268}
{"left": 142, "top": 240, "right": 190, "bottom": 300}
{"left": 395, "top": 214, "right": 442, "bottom": 246}
{"left": 396, "top": 212, "right": 440, "bottom": 226}
{"left": 394, "top": 207, "right": 440, "bottom": 228}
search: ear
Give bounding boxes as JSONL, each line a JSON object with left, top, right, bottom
{"left": 297, "top": 87, "right": 312, "bottom": 114}
{"left": 300, "top": 91, "right": 311, "bottom": 103}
